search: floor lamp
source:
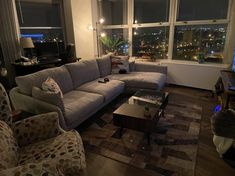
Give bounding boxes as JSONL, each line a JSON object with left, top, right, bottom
{"left": 95, "top": 18, "right": 105, "bottom": 57}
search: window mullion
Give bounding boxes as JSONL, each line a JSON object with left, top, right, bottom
{"left": 132, "top": 22, "right": 169, "bottom": 28}
{"left": 175, "top": 20, "right": 229, "bottom": 26}
{"left": 128, "top": 0, "right": 134, "bottom": 56}
{"left": 168, "top": 0, "right": 178, "bottom": 59}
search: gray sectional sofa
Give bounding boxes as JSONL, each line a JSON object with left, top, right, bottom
{"left": 10, "top": 55, "right": 167, "bottom": 130}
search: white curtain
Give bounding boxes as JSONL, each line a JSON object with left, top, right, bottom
{"left": 0, "top": 0, "right": 21, "bottom": 87}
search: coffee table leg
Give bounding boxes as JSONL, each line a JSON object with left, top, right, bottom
{"left": 119, "top": 127, "right": 123, "bottom": 138}
{"left": 147, "top": 133, "right": 151, "bottom": 145}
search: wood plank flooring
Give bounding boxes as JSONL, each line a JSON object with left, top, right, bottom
{"left": 80, "top": 85, "right": 235, "bottom": 176}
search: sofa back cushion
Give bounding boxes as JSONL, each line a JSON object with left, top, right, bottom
{"left": 15, "top": 66, "right": 73, "bottom": 96}
{"left": 65, "top": 59, "right": 100, "bottom": 88}
{"left": 0, "top": 120, "right": 18, "bottom": 171}
{"left": 96, "top": 54, "right": 112, "bottom": 77}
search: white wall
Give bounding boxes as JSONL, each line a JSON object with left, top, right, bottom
{"left": 69, "top": 0, "right": 96, "bottom": 59}
{"left": 161, "top": 60, "right": 229, "bottom": 90}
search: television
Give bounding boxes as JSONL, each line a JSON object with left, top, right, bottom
{"left": 232, "top": 48, "right": 235, "bottom": 72}
{"left": 34, "top": 42, "right": 65, "bottom": 59}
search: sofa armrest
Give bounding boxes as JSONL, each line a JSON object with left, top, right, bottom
{"left": 134, "top": 62, "right": 167, "bottom": 75}
{"left": 9, "top": 87, "right": 68, "bottom": 130}
{"left": 12, "top": 112, "right": 65, "bottom": 147}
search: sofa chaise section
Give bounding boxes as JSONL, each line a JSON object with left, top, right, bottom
{"left": 96, "top": 56, "right": 167, "bottom": 91}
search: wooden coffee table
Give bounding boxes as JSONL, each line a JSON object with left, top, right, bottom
{"left": 113, "top": 90, "right": 169, "bottom": 145}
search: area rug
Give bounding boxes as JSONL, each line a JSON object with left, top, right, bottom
{"left": 81, "top": 92, "right": 203, "bottom": 176}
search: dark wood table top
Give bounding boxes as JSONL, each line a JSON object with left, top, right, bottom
{"left": 113, "top": 90, "right": 169, "bottom": 133}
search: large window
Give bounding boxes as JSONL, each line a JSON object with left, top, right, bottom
{"left": 101, "top": 29, "right": 129, "bottom": 55}
{"left": 134, "top": 0, "right": 169, "bottom": 23}
{"left": 98, "top": 0, "right": 128, "bottom": 25}
{"left": 99, "top": 0, "right": 231, "bottom": 63}
{"left": 16, "top": 0, "right": 64, "bottom": 43}
{"left": 133, "top": 27, "right": 169, "bottom": 59}
{"left": 173, "top": 25, "right": 227, "bottom": 62}
{"left": 177, "top": 0, "right": 229, "bottom": 21}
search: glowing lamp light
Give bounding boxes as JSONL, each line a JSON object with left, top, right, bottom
{"left": 99, "top": 18, "right": 105, "bottom": 24}
{"left": 100, "top": 32, "right": 106, "bottom": 37}
{"left": 87, "top": 25, "right": 94, "bottom": 31}
{"left": 134, "top": 20, "right": 138, "bottom": 24}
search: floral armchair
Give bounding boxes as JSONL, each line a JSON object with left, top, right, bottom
{"left": 0, "top": 83, "right": 86, "bottom": 175}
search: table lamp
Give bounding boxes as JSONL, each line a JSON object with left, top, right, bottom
{"left": 20, "top": 37, "right": 34, "bottom": 58}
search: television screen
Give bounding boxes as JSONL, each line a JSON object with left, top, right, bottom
{"left": 232, "top": 49, "right": 235, "bottom": 72}
{"left": 34, "top": 42, "right": 64, "bottom": 58}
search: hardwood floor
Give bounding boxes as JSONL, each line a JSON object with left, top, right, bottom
{"left": 80, "top": 85, "right": 235, "bottom": 176}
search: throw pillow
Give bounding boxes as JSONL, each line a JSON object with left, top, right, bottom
{"left": 129, "top": 58, "right": 135, "bottom": 72}
{"left": 42, "top": 77, "right": 63, "bottom": 98}
{"left": 111, "top": 56, "right": 130, "bottom": 74}
{"left": 32, "top": 87, "right": 64, "bottom": 111}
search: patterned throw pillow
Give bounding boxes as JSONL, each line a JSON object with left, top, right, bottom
{"left": 111, "top": 56, "right": 130, "bottom": 74}
{"left": 42, "top": 77, "right": 63, "bottom": 98}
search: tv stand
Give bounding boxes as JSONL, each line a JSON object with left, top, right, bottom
{"left": 221, "top": 70, "right": 235, "bottom": 109}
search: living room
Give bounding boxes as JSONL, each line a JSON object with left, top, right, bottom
{"left": 0, "top": 0, "right": 235, "bottom": 175}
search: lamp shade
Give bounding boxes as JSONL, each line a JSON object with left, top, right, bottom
{"left": 20, "top": 37, "right": 34, "bottom": 48}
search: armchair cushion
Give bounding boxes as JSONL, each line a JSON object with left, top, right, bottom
{"left": 0, "top": 83, "right": 12, "bottom": 125}
{"left": 12, "top": 112, "right": 64, "bottom": 147}
{"left": 19, "top": 130, "right": 86, "bottom": 171}
{"left": 0, "top": 121, "right": 18, "bottom": 171}
{"left": 32, "top": 87, "right": 64, "bottom": 111}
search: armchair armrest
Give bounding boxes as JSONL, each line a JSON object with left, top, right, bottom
{"left": 12, "top": 112, "right": 65, "bottom": 147}
{"left": 10, "top": 87, "right": 68, "bottom": 130}
{"left": 0, "top": 155, "right": 85, "bottom": 175}
{"left": 0, "top": 161, "right": 62, "bottom": 176}
{"left": 134, "top": 62, "right": 167, "bottom": 75}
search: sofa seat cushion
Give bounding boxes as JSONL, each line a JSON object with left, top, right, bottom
{"left": 63, "top": 91, "right": 104, "bottom": 126}
{"left": 108, "top": 72, "right": 166, "bottom": 90}
{"left": 76, "top": 79, "right": 125, "bottom": 102}
{"left": 19, "top": 130, "right": 86, "bottom": 170}
{"left": 15, "top": 66, "right": 73, "bottom": 96}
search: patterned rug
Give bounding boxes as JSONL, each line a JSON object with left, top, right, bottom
{"left": 81, "top": 92, "right": 203, "bottom": 176}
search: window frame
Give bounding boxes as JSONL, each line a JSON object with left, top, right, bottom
{"left": 16, "top": 0, "right": 66, "bottom": 43}
{"left": 99, "top": 0, "right": 232, "bottom": 63}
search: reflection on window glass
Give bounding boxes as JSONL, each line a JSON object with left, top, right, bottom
{"left": 16, "top": 1, "right": 61, "bottom": 27}
{"left": 177, "top": 0, "right": 229, "bottom": 21}
{"left": 21, "top": 29, "right": 63, "bottom": 43}
{"left": 173, "top": 25, "right": 227, "bottom": 62}
{"left": 99, "top": 0, "right": 127, "bottom": 25}
{"left": 132, "top": 27, "right": 169, "bottom": 60}
{"left": 101, "top": 29, "right": 129, "bottom": 55}
{"left": 134, "top": 0, "right": 169, "bottom": 23}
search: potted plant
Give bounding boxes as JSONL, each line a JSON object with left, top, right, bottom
{"left": 100, "top": 36, "right": 128, "bottom": 55}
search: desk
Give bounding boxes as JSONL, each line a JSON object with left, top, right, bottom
{"left": 221, "top": 70, "right": 235, "bottom": 109}
{"left": 13, "top": 58, "right": 62, "bottom": 76}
